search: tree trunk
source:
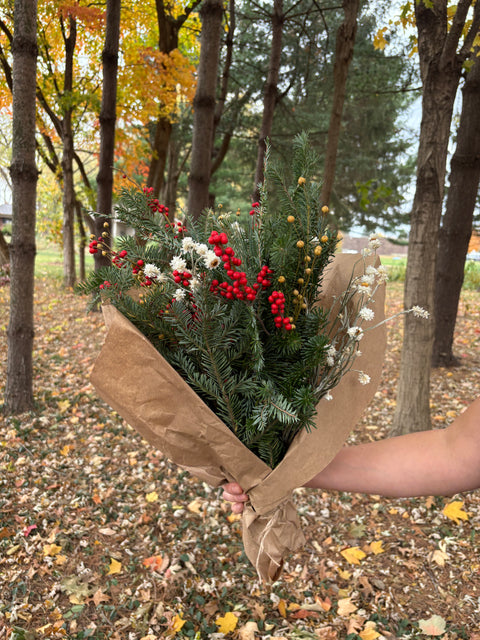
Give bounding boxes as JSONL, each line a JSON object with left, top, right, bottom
{"left": 61, "top": 15, "right": 77, "bottom": 288}
{"left": 147, "top": 117, "right": 172, "bottom": 196}
{"left": 187, "top": 0, "right": 223, "bottom": 220}
{"left": 320, "top": 0, "right": 360, "bottom": 207}
{"left": 0, "top": 228, "right": 9, "bottom": 264}
{"left": 147, "top": 0, "right": 203, "bottom": 197}
{"left": 432, "top": 52, "right": 480, "bottom": 367}
{"left": 252, "top": 0, "right": 284, "bottom": 202}
{"left": 76, "top": 200, "right": 87, "bottom": 281}
{"left": 4, "top": 0, "right": 38, "bottom": 414}
{"left": 95, "top": 0, "right": 121, "bottom": 270}
{"left": 390, "top": 0, "right": 471, "bottom": 436}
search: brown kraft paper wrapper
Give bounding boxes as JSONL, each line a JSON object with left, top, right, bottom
{"left": 90, "top": 253, "right": 386, "bottom": 582}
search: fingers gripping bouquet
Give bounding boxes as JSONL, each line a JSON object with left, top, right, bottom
{"left": 80, "top": 135, "right": 419, "bottom": 580}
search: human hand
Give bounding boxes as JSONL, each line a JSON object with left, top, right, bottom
{"left": 222, "top": 482, "right": 248, "bottom": 514}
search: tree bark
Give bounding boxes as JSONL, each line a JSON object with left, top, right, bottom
{"left": 4, "top": 0, "right": 38, "bottom": 414}
{"left": 432, "top": 52, "right": 480, "bottom": 367}
{"left": 61, "top": 14, "right": 77, "bottom": 288}
{"left": 390, "top": 0, "right": 478, "bottom": 436}
{"left": 95, "top": 0, "right": 121, "bottom": 270}
{"left": 252, "top": 0, "right": 284, "bottom": 202}
{"left": 187, "top": 0, "right": 224, "bottom": 220}
{"left": 320, "top": 0, "right": 360, "bottom": 207}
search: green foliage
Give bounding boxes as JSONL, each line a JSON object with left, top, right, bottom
{"left": 464, "top": 260, "right": 480, "bottom": 290}
{"left": 78, "top": 134, "right": 382, "bottom": 467}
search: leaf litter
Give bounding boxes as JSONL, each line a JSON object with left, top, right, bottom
{"left": 0, "top": 278, "right": 479, "bottom": 639}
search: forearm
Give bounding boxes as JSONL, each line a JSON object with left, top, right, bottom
{"left": 305, "top": 398, "right": 480, "bottom": 497}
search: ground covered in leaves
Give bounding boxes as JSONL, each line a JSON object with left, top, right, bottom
{"left": 1, "top": 271, "right": 479, "bottom": 640}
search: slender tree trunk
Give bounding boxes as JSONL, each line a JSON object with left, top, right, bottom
{"left": 147, "top": 117, "right": 172, "bottom": 195}
{"left": 390, "top": 0, "right": 475, "bottom": 436}
{"left": 252, "top": 0, "right": 284, "bottom": 202}
{"left": 0, "top": 228, "right": 9, "bottom": 264}
{"left": 187, "top": 0, "right": 223, "bottom": 220}
{"left": 61, "top": 15, "right": 76, "bottom": 288}
{"left": 4, "top": 0, "right": 38, "bottom": 414}
{"left": 95, "top": 0, "right": 121, "bottom": 270}
{"left": 76, "top": 200, "right": 87, "bottom": 281}
{"left": 320, "top": 0, "right": 360, "bottom": 207}
{"left": 432, "top": 52, "right": 480, "bottom": 367}
{"left": 147, "top": 0, "right": 203, "bottom": 197}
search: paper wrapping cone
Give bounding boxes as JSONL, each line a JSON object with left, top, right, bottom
{"left": 90, "top": 253, "right": 386, "bottom": 582}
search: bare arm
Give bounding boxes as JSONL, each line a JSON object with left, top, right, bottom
{"left": 223, "top": 397, "right": 480, "bottom": 511}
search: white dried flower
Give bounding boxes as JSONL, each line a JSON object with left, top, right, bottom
{"left": 411, "top": 306, "right": 430, "bottom": 319}
{"left": 173, "top": 288, "right": 186, "bottom": 301}
{"left": 358, "top": 372, "right": 371, "bottom": 385}
{"left": 195, "top": 243, "right": 209, "bottom": 256}
{"left": 358, "top": 307, "right": 374, "bottom": 321}
{"left": 377, "top": 265, "right": 389, "bottom": 282}
{"left": 203, "top": 250, "right": 221, "bottom": 269}
{"left": 144, "top": 263, "right": 162, "bottom": 280}
{"left": 325, "top": 392, "right": 333, "bottom": 401}
{"left": 181, "top": 236, "right": 196, "bottom": 252}
{"left": 190, "top": 276, "right": 200, "bottom": 291}
{"left": 347, "top": 326, "right": 364, "bottom": 341}
{"left": 170, "top": 256, "right": 187, "bottom": 272}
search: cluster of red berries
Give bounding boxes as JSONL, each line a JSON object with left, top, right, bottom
{"left": 89, "top": 238, "right": 102, "bottom": 254}
{"left": 268, "top": 291, "right": 293, "bottom": 331}
{"left": 173, "top": 269, "right": 193, "bottom": 287}
{"left": 99, "top": 280, "right": 112, "bottom": 290}
{"left": 249, "top": 201, "right": 260, "bottom": 216}
{"left": 207, "top": 230, "right": 272, "bottom": 301}
{"left": 144, "top": 187, "right": 169, "bottom": 216}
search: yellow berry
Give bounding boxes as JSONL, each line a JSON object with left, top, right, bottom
{"left": 305, "top": 268, "right": 312, "bottom": 275}
{"left": 301, "top": 303, "right": 307, "bottom": 309}
{"left": 90, "top": 234, "right": 95, "bottom": 240}
{"left": 103, "top": 221, "right": 109, "bottom": 228}
{"left": 314, "top": 245, "right": 322, "bottom": 256}
{"left": 297, "top": 278, "right": 304, "bottom": 284}
{"left": 305, "top": 255, "right": 311, "bottom": 262}
{"left": 321, "top": 205, "right": 329, "bottom": 214}
{"left": 293, "top": 289, "right": 299, "bottom": 296}
{"left": 278, "top": 275, "right": 286, "bottom": 283}
{"left": 102, "top": 251, "right": 107, "bottom": 256}
{"left": 102, "top": 231, "right": 108, "bottom": 237}
{"left": 287, "top": 215, "right": 295, "bottom": 223}
{"left": 290, "top": 324, "right": 296, "bottom": 330}
{"left": 296, "top": 240, "right": 305, "bottom": 248}
{"left": 298, "top": 177, "right": 306, "bottom": 185}
{"left": 321, "top": 235, "right": 329, "bottom": 243}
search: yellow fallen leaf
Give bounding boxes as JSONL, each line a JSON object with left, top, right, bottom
{"left": 442, "top": 500, "right": 470, "bottom": 524}
{"left": 170, "top": 613, "right": 186, "bottom": 635}
{"left": 359, "top": 622, "right": 381, "bottom": 640}
{"left": 146, "top": 491, "right": 159, "bottom": 503}
{"left": 337, "top": 567, "right": 351, "bottom": 580}
{"left": 187, "top": 498, "right": 203, "bottom": 514}
{"left": 60, "top": 444, "right": 74, "bottom": 456}
{"left": 57, "top": 399, "right": 71, "bottom": 413}
{"left": 278, "top": 599, "right": 287, "bottom": 618}
{"left": 43, "top": 543, "right": 62, "bottom": 557}
{"left": 340, "top": 546, "right": 366, "bottom": 565}
{"left": 107, "top": 558, "right": 122, "bottom": 575}
{"left": 227, "top": 513, "right": 241, "bottom": 523}
{"left": 215, "top": 611, "right": 239, "bottom": 634}
{"left": 368, "top": 540, "right": 385, "bottom": 555}
{"left": 337, "top": 597, "right": 357, "bottom": 616}
{"left": 55, "top": 554, "right": 67, "bottom": 565}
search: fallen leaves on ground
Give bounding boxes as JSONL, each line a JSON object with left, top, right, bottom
{"left": 1, "top": 277, "right": 479, "bottom": 638}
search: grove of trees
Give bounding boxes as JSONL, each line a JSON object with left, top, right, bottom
{"left": 1, "top": 0, "right": 479, "bottom": 435}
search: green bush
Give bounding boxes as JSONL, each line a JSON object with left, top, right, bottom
{"left": 464, "top": 260, "right": 480, "bottom": 290}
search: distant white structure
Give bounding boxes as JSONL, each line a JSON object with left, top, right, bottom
{"left": 0, "top": 203, "right": 12, "bottom": 227}
{"left": 467, "top": 249, "right": 480, "bottom": 262}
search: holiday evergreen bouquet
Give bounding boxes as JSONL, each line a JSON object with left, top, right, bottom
{"left": 79, "top": 135, "right": 388, "bottom": 468}
{"left": 80, "top": 135, "right": 426, "bottom": 580}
